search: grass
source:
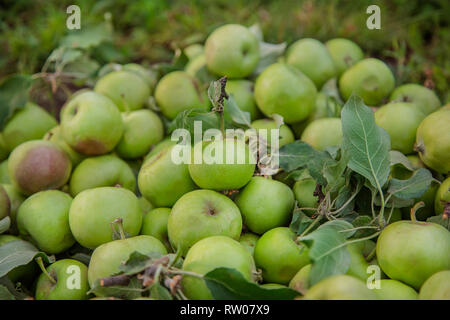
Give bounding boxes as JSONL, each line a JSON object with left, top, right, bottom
{"left": 1, "top": 0, "right": 449, "bottom": 102}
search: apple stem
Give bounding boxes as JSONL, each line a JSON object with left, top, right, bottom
{"left": 410, "top": 201, "right": 425, "bottom": 223}
{"left": 111, "top": 218, "right": 127, "bottom": 240}
{"left": 35, "top": 257, "right": 57, "bottom": 285}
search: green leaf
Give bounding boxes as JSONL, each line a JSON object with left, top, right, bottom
{"left": 387, "top": 168, "right": 433, "bottom": 199}
{"left": 119, "top": 251, "right": 163, "bottom": 275}
{"left": 0, "top": 217, "right": 10, "bottom": 234}
{"left": 60, "top": 24, "right": 113, "bottom": 49}
{"left": 299, "top": 220, "right": 354, "bottom": 285}
{"left": 207, "top": 79, "right": 222, "bottom": 107}
{"left": 204, "top": 267, "right": 299, "bottom": 300}
{"left": 289, "top": 210, "right": 317, "bottom": 235}
{"left": 88, "top": 277, "right": 143, "bottom": 300}
{"left": 224, "top": 95, "right": 251, "bottom": 128}
{"left": 0, "top": 74, "right": 33, "bottom": 130}
{"left": 0, "top": 276, "right": 29, "bottom": 300}
{"left": 0, "top": 240, "right": 54, "bottom": 278}
{"left": 252, "top": 41, "right": 287, "bottom": 76}
{"left": 0, "top": 284, "right": 15, "bottom": 300}
{"left": 427, "top": 214, "right": 450, "bottom": 231}
{"left": 352, "top": 216, "right": 377, "bottom": 238}
{"left": 341, "top": 95, "right": 391, "bottom": 190}
{"left": 167, "top": 109, "right": 220, "bottom": 140}
{"left": 389, "top": 150, "right": 415, "bottom": 171}
{"left": 150, "top": 283, "right": 173, "bottom": 300}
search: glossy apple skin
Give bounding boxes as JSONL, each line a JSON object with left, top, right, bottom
{"left": 115, "top": 110, "right": 164, "bottom": 159}
{"left": 188, "top": 139, "right": 255, "bottom": 191}
{"left": 289, "top": 264, "right": 311, "bottom": 294}
{"left": 251, "top": 119, "right": 295, "bottom": 147}
{"left": 374, "top": 279, "right": 418, "bottom": 300}
{"left": 435, "top": 177, "right": 450, "bottom": 215}
{"left": 94, "top": 70, "right": 150, "bottom": 111}
{"left": 375, "top": 102, "right": 425, "bottom": 154}
{"left": 301, "top": 118, "right": 342, "bottom": 151}
{"left": 339, "top": 58, "right": 395, "bottom": 106}
{"left": 8, "top": 140, "right": 72, "bottom": 196}
{"left": 140, "top": 208, "right": 172, "bottom": 251}
{"left": 235, "top": 177, "right": 294, "bottom": 234}
{"left": 154, "top": 71, "right": 209, "bottom": 120}
{"left": 286, "top": 38, "right": 336, "bottom": 89}
{"left": 168, "top": 190, "right": 242, "bottom": 256}
{"left": 0, "top": 235, "right": 38, "bottom": 284}
{"left": 3, "top": 103, "right": 57, "bottom": 152}
{"left": 69, "top": 187, "right": 142, "bottom": 249}
{"left": 254, "top": 227, "right": 310, "bottom": 285}
{"left": 389, "top": 83, "right": 441, "bottom": 115}
{"left": 419, "top": 270, "right": 450, "bottom": 300}
{"left": 182, "top": 236, "right": 255, "bottom": 300}
{"left": 325, "top": 38, "right": 364, "bottom": 76}
{"left": 204, "top": 24, "right": 260, "bottom": 78}
{"left": 239, "top": 232, "right": 260, "bottom": 256}
{"left": 17, "top": 190, "right": 75, "bottom": 254}
{"left": 138, "top": 146, "right": 197, "bottom": 207}
{"left": 60, "top": 91, "right": 124, "bottom": 156}
{"left": 69, "top": 154, "right": 136, "bottom": 196}
{"left": 254, "top": 63, "right": 317, "bottom": 124}
{"left": 88, "top": 235, "right": 167, "bottom": 288}
{"left": 35, "top": 259, "right": 89, "bottom": 300}
{"left": 144, "top": 138, "right": 177, "bottom": 163}
{"left": 303, "top": 275, "right": 378, "bottom": 300}
{"left": 376, "top": 220, "right": 450, "bottom": 289}
{"left": 226, "top": 80, "right": 261, "bottom": 121}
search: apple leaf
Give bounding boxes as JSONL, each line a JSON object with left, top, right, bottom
{"left": 299, "top": 220, "right": 354, "bottom": 286}
{"left": 389, "top": 150, "right": 415, "bottom": 171}
{"left": 0, "top": 240, "right": 55, "bottom": 278}
{"left": 427, "top": 213, "right": 450, "bottom": 231}
{"left": 0, "top": 74, "right": 33, "bottom": 130}
{"left": 150, "top": 283, "right": 173, "bottom": 300}
{"left": 289, "top": 210, "right": 317, "bottom": 235}
{"left": 204, "top": 267, "right": 299, "bottom": 300}
{"left": 167, "top": 108, "right": 221, "bottom": 139}
{"left": 118, "top": 251, "right": 166, "bottom": 275}
{"left": 0, "top": 285, "right": 15, "bottom": 300}
{"left": 387, "top": 168, "right": 433, "bottom": 199}
{"left": 224, "top": 95, "right": 252, "bottom": 128}
{"left": 0, "top": 217, "right": 10, "bottom": 234}
{"left": 341, "top": 95, "right": 391, "bottom": 190}
{"left": 88, "top": 277, "right": 144, "bottom": 300}
{"left": 252, "top": 41, "right": 287, "bottom": 76}
{"left": 60, "top": 24, "right": 113, "bottom": 49}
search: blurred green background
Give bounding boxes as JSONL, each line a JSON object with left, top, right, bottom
{"left": 1, "top": 0, "right": 449, "bottom": 102}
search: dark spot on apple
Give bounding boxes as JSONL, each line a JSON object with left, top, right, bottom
{"left": 15, "top": 146, "right": 71, "bottom": 194}
{"left": 74, "top": 139, "right": 108, "bottom": 155}
{"left": 204, "top": 201, "right": 217, "bottom": 216}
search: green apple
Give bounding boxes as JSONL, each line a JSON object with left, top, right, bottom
{"left": 140, "top": 208, "right": 171, "bottom": 251}
{"left": 182, "top": 235, "right": 255, "bottom": 300}
{"left": 375, "top": 102, "right": 425, "bottom": 154}
{"left": 0, "top": 160, "right": 9, "bottom": 184}
{"left": 254, "top": 63, "right": 317, "bottom": 124}
{"left": 168, "top": 189, "right": 242, "bottom": 256}
{"left": 289, "top": 264, "right": 311, "bottom": 294}
{"left": 374, "top": 279, "right": 418, "bottom": 300}
{"left": 346, "top": 243, "right": 371, "bottom": 281}
{"left": 293, "top": 175, "right": 318, "bottom": 214}
{"left": 60, "top": 91, "right": 124, "bottom": 156}
{"left": 17, "top": 190, "right": 74, "bottom": 254}
{"left": 390, "top": 84, "right": 441, "bottom": 115}
{"left": 254, "top": 227, "right": 310, "bottom": 284}
{"left": 301, "top": 118, "right": 342, "bottom": 151}
{"left": 251, "top": 119, "right": 295, "bottom": 147}
{"left": 44, "top": 126, "right": 85, "bottom": 166}
{"left": 235, "top": 177, "right": 294, "bottom": 234}
{"left": 94, "top": 70, "right": 150, "bottom": 111}
{"left": 144, "top": 138, "right": 177, "bottom": 163}
{"left": 185, "top": 54, "right": 217, "bottom": 84}
{"left": 415, "top": 107, "right": 450, "bottom": 174}
{"left": 0, "top": 184, "right": 9, "bottom": 220}
{"left": 339, "top": 58, "right": 395, "bottom": 106}
{"left": 1, "top": 184, "right": 25, "bottom": 233}
{"left": 303, "top": 275, "right": 378, "bottom": 300}
{"left": 0, "top": 235, "right": 38, "bottom": 284}
{"left": 8, "top": 140, "right": 72, "bottom": 195}
{"left": 138, "top": 146, "right": 197, "bottom": 207}
{"left": 286, "top": 38, "right": 336, "bottom": 89}
{"left": 325, "top": 38, "right": 364, "bottom": 76}
{"left": 138, "top": 196, "right": 153, "bottom": 215}
{"left": 35, "top": 259, "right": 89, "bottom": 300}
{"left": 184, "top": 43, "right": 204, "bottom": 60}
{"left": 2, "top": 102, "right": 57, "bottom": 152}
{"left": 115, "top": 109, "right": 164, "bottom": 159}
{"left": 0, "top": 134, "right": 9, "bottom": 161}
{"left": 419, "top": 270, "right": 450, "bottom": 300}
{"left": 69, "top": 154, "right": 136, "bottom": 196}
{"left": 88, "top": 235, "right": 167, "bottom": 287}
{"left": 154, "top": 71, "right": 209, "bottom": 120}
{"left": 226, "top": 80, "right": 261, "bottom": 121}
{"left": 376, "top": 220, "right": 450, "bottom": 289}
{"left": 204, "top": 24, "right": 260, "bottom": 78}
{"left": 69, "top": 187, "right": 142, "bottom": 249}
{"left": 123, "top": 63, "right": 158, "bottom": 90}
{"left": 239, "top": 232, "right": 260, "bottom": 256}
{"left": 188, "top": 138, "right": 255, "bottom": 190}
{"left": 435, "top": 177, "right": 450, "bottom": 215}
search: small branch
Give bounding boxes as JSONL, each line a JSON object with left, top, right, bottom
{"left": 100, "top": 274, "right": 130, "bottom": 287}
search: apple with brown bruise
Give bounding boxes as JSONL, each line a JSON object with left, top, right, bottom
{"left": 0, "top": 185, "right": 10, "bottom": 220}
{"left": 60, "top": 91, "right": 124, "bottom": 156}
{"left": 8, "top": 140, "right": 72, "bottom": 196}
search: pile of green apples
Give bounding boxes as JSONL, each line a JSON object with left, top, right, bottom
{"left": 0, "top": 24, "right": 449, "bottom": 300}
